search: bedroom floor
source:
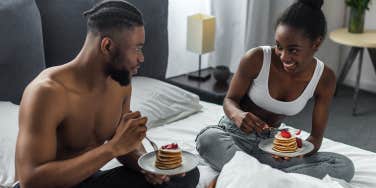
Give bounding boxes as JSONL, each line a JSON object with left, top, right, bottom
{"left": 285, "top": 85, "right": 376, "bottom": 153}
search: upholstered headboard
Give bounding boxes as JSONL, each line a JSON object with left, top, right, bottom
{"left": 127, "top": 0, "right": 169, "bottom": 80}
{"left": 0, "top": 0, "right": 168, "bottom": 104}
{"left": 36, "top": 0, "right": 169, "bottom": 79}
{"left": 0, "top": 0, "right": 45, "bottom": 104}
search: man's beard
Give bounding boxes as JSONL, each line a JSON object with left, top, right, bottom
{"left": 108, "top": 51, "right": 131, "bottom": 86}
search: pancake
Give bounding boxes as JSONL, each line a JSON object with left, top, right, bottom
{"left": 155, "top": 143, "right": 183, "bottom": 170}
{"left": 272, "top": 131, "right": 298, "bottom": 153}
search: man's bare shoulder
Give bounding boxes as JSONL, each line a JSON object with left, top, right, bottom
{"left": 26, "top": 67, "right": 68, "bottom": 96}
{"left": 26, "top": 79, "right": 66, "bottom": 99}
{"left": 21, "top": 67, "right": 69, "bottom": 116}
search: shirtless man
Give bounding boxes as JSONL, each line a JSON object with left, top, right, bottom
{"left": 15, "top": 1, "right": 199, "bottom": 188}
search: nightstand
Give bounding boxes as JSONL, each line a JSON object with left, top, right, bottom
{"left": 329, "top": 28, "right": 376, "bottom": 115}
{"left": 166, "top": 68, "right": 233, "bottom": 105}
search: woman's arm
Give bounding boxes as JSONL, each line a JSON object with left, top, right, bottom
{"left": 307, "top": 65, "right": 336, "bottom": 154}
{"left": 223, "top": 47, "right": 269, "bottom": 133}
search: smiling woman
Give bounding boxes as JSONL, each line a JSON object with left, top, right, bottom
{"left": 196, "top": 0, "right": 355, "bottom": 183}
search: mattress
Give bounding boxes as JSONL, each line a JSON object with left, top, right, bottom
{"left": 103, "top": 101, "right": 376, "bottom": 188}
{"left": 2, "top": 101, "right": 376, "bottom": 188}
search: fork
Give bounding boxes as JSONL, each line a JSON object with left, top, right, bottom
{"left": 145, "top": 136, "right": 158, "bottom": 153}
{"left": 267, "top": 127, "right": 302, "bottom": 135}
{"left": 267, "top": 127, "right": 289, "bottom": 132}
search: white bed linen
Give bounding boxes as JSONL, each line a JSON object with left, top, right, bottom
{"left": 131, "top": 76, "right": 203, "bottom": 128}
{"left": 217, "top": 151, "right": 347, "bottom": 188}
{"left": 2, "top": 101, "right": 376, "bottom": 188}
{"left": 0, "top": 102, "right": 19, "bottom": 187}
{"left": 104, "top": 101, "right": 376, "bottom": 188}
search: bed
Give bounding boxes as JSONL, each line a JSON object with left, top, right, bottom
{"left": 112, "top": 78, "right": 376, "bottom": 188}
{"left": 1, "top": 0, "right": 376, "bottom": 188}
{"left": 102, "top": 79, "right": 376, "bottom": 188}
{"left": 2, "top": 82, "right": 376, "bottom": 188}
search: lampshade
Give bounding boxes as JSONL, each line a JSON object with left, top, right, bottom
{"left": 186, "top": 13, "right": 216, "bottom": 54}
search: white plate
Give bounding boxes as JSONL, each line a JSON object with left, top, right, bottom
{"left": 258, "top": 138, "right": 314, "bottom": 158}
{"left": 138, "top": 150, "right": 199, "bottom": 176}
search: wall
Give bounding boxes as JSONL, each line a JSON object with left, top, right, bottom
{"left": 342, "top": 2, "right": 376, "bottom": 93}
{"left": 165, "top": 0, "right": 211, "bottom": 78}
{"left": 165, "top": 0, "right": 376, "bottom": 89}
{"left": 317, "top": 1, "right": 346, "bottom": 73}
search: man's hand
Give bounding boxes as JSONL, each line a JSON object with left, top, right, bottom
{"left": 109, "top": 111, "right": 147, "bottom": 157}
{"left": 142, "top": 171, "right": 185, "bottom": 185}
{"left": 234, "top": 112, "right": 269, "bottom": 134}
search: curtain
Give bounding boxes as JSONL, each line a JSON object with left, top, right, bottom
{"left": 165, "top": 0, "right": 211, "bottom": 78}
{"left": 166, "top": 0, "right": 347, "bottom": 78}
{"left": 210, "top": 0, "right": 346, "bottom": 73}
{"left": 209, "top": 0, "right": 293, "bottom": 72}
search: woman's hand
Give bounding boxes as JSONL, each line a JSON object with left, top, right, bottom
{"left": 234, "top": 112, "right": 270, "bottom": 134}
{"left": 272, "top": 155, "right": 304, "bottom": 161}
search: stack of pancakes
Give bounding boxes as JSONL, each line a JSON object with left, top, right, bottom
{"left": 155, "top": 148, "right": 182, "bottom": 170}
{"left": 272, "top": 132, "right": 298, "bottom": 153}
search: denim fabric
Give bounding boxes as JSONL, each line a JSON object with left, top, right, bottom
{"left": 196, "top": 116, "right": 355, "bottom": 182}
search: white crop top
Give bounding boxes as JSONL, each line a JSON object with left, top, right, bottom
{"left": 248, "top": 46, "right": 324, "bottom": 116}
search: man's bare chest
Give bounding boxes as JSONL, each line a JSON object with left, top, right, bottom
{"left": 57, "top": 92, "right": 124, "bottom": 155}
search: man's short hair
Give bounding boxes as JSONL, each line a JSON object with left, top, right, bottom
{"left": 83, "top": 0, "right": 144, "bottom": 36}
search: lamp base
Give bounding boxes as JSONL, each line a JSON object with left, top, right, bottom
{"left": 188, "top": 71, "right": 211, "bottom": 81}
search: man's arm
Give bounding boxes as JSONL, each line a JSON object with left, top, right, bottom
{"left": 16, "top": 81, "right": 115, "bottom": 188}
{"left": 307, "top": 66, "right": 336, "bottom": 154}
{"left": 117, "top": 145, "right": 146, "bottom": 171}
{"left": 115, "top": 84, "right": 175, "bottom": 185}
{"left": 116, "top": 84, "right": 145, "bottom": 171}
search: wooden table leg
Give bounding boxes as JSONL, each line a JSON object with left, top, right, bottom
{"left": 353, "top": 48, "right": 364, "bottom": 116}
{"left": 368, "top": 48, "right": 376, "bottom": 73}
{"left": 336, "top": 47, "right": 360, "bottom": 95}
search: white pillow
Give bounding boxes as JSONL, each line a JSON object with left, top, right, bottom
{"left": 131, "top": 76, "right": 202, "bottom": 128}
{"left": 0, "top": 101, "right": 19, "bottom": 187}
{"left": 216, "top": 151, "right": 346, "bottom": 188}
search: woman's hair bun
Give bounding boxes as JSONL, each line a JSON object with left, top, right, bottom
{"left": 298, "top": 0, "right": 324, "bottom": 9}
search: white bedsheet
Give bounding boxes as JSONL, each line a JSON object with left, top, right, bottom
{"left": 2, "top": 101, "right": 376, "bottom": 188}
{"left": 0, "top": 102, "right": 19, "bottom": 187}
{"left": 103, "top": 101, "right": 376, "bottom": 188}
{"left": 217, "top": 151, "right": 348, "bottom": 188}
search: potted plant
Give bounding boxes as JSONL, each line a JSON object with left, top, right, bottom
{"left": 345, "top": 0, "right": 372, "bottom": 33}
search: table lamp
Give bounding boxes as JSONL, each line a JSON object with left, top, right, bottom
{"left": 186, "top": 13, "right": 216, "bottom": 81}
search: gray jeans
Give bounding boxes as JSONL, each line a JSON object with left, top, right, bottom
{"left": 195, "top": 116, "right": 355, "bottom": 182}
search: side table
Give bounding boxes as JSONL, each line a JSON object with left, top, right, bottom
{"left": 166, "top": 68, "right": 233, "bottom": 105}
{"left": 329, "top": 28, "right": 376, "bottom": 115}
